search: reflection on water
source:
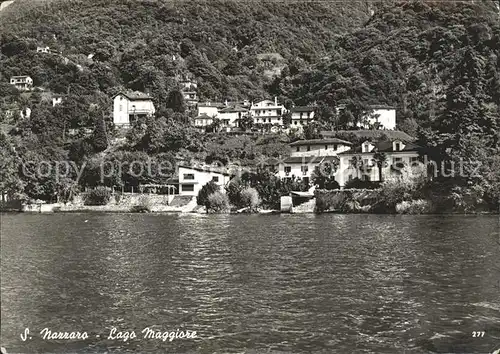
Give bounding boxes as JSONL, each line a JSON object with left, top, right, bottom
{"left": 1, "top": 213, "right": 499, "bottom": 353}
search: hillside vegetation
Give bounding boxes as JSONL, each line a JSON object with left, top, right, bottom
{"left": 0, "top": 0, "right": 373, "bottom": 103}
{"left": 0, "top": 0, "right": 499, "bottom": 210}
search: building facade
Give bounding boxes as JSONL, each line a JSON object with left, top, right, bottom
{"left": 113, "top": 92, "right": 155, "bottom": 126}
{"left": 337, "top": 139, "right": 422, "bottom": 187}
{"left": 194, "top": 113, "right": 214, "bottom": 129}
{"left": 218, "top": 105, "right": 248, "bottom": 130}
{"left": 180, "top": 79, "right": 198, "bottom": 108}
{"left": 197, "top": 102, "right": 223, "bottom": 119}
{"left": 290, "top": 106, "right": 315, "bottom": 129}
{"left": 277, "top": 138, "right": 353, "bottom": 185}
{"left": 36, "top": 46, "right": 50, "bottom": 53}
{"left": 10, "top": 76, "right": 33, "bottom": 91}
{"left": 177, "top": 165, "right": 233, "bottom": 196}
{"left": 250, "top": 98, "right": 284, "bottom": 125}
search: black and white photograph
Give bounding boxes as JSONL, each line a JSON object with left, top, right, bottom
{"left": 0, "top": 0, "right": 499, "bottom": 352}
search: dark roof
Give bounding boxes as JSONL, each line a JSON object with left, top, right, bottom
{"left": 338, "top": 141, "right": 423, "bottom": 155}
{"left": 114, "top": 91, "right": 152, "bottom": 101}
{"left": 198, "top": 102, "right": 225, "bottom": 108}
{"left": 219, "top": 105, "right": 248, "bottom": 113}
{"left": 320, "top": 130, "right": 415, "bottom": 142}
{"left": 289, "top": 138, "right": 352, "bottom": 147}
{"left": 291, "top": 106, "right": 315, "bottom": 113}
{"left": 283, "top": 155, "right": 339, "bottom": 164}
{"left": 178, "top": 165, "right": 234, "bottom": 176}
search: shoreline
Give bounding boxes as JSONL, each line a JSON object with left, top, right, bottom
{"left": 1, "top": 208, "right": 497, "bottom": 215}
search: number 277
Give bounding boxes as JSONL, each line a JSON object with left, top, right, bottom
{"left": 472, "top": 331, "right": 485, "bottom": 337}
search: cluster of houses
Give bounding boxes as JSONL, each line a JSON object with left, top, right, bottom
{"left": 8, "top": 71, "right": 396, "bottom": 132}
{"left": 111, "top": 84, "right": 397, "bottom": 132}
{"left": 171, "top": 130, "right": 422, "bottom": 197}
{"left": 6, "top": 74, "right": 419, "bottom": 198}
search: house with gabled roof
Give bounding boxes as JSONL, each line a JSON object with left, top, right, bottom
{"left": 197, "top": 101, "right": 225, "bottom": 119}
{"left": 194, "top": 113, "right": 214, "bottom": 130}
{"left": 290, "top": 106, "right": 315, "bottom": 129}
{"left": 250, "top": 97, "right": 284, "bottom": 126}
{"left": 336, "top": 139, "right": 424, "bottom": 187}
{"left": 176, "top": 165, "right": 234, "bottom": 196}
{"left": 10, "top": 76, "right": 33, "bottom": 91}
{"left": 113, "top": 91, "right": 155, "bottom": 126}
{"left": 218, "top": 105, "right": 248, "bottom": 130}
{"left": 276, "top": 138, "right": 353, "bottom": 186}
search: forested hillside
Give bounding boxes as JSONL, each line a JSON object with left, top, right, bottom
{"left": 0, "top": 0, "right": 499, "bottom": 210}
{"left": 0, "top": 0, "right": 374, "bottom": 104}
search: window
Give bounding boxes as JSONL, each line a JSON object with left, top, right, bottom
{"left": 301, "top": 165, "right": 308, "bottom": 174}
{"left": 182, "top": 184, "right": 194, "bottom": 192}
{"left": 364, "top": 144, "right": 370, "bottom": 153}
{"left": 284, "top": 166, "right": 291, "bottom": 174}
{"left": 395, "top": 143, "right": 401, "bottom": 151}
{"left": 300, "top": 112, "right": 303, "bottom": 118}
{"left": 119, "top": 105, "right": 123, "bottom": 112}
{"left": 212, "top": 176, "right": 219, "bottom": 182}
{"left": 296, "top": 146, "right": 300, "bottom": 152}
{"left": 410, "top": 156, "right": 419, "bottom": 164}
{"left": 393, "top": 157, "right": 402, "bottom": 163}
{"left": 307, "top": 145, "right": 311, "bottom": 151}
{"left": 325, "top": 145, "right": 328, "bottom": 150}
{"left": 183, "top": 173, "right": 195, "bottom": 180}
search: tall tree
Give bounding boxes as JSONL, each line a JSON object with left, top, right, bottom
{"left": 166, "top": 90, "right": 186, "bottom": 113}
{"left": 373, "top": 151, "right": 387, "bottom": 182}
{"left": 92, "top": 114, "right": 108, "bottom": 153}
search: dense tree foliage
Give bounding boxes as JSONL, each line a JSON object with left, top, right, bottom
{"left": 0, "top": 0, "right": 499, "bottom": 210}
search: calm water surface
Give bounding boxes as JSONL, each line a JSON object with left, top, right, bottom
{"left": 1, "top": 213, "right": 499, "bottom": 353}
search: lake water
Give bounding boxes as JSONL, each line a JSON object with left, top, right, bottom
{"left": 1, "top": 213, "right": 499, "bottom": 353}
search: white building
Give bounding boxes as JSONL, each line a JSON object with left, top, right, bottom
{"left": 197, "top": 102, "right": 224, "bottom": 119}
{"left": 180, "top": 80, "right": 197, "bottom": 92}
{"left": 218, "top": 105, "right": 248, "bottom": 130}
{"left": 183, "top": 91, "right": 198, "bottom": 107}
{"left": 195, "top": 101, "right": 250, "bottom": 131}
{"left": 36, "top": 46, "right": 50, "bottom": 53}
{"left": 194, "top": 113, "right": 214, "bottom": 130}
{"left": 52, "top": 96, "right": 64, "bottom": 106}
{"left": 180, "top": 79, "right": 198, "bottom": 107}
{"left": 113, "top": 91, "right": 155, "bottom": 126}
{"left": 250, "top": 98, "right": 284, "bottom": 126}
{"left": 336, "top": 139, "right": 422, "bottom": 187}
{"left": 177, "top": 165, "right": 233, "bottom": 196}
{"left": 359, "top": 105, "right": 396, "bottom": 130}
{"left": 10, "top": 76, "right": 33, "bottom": 91}
{"left": 290, "top": 106, "right": 315, "bottom": 129}
{"left": 276, "top": 138, "right": 353, "bottom": 185}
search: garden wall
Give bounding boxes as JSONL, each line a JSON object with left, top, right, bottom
{"left": 315, "top": 189, "right": 380, "bottom": 213}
